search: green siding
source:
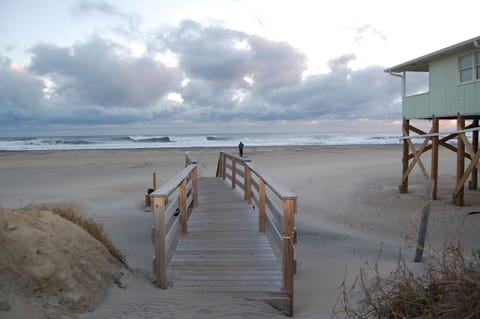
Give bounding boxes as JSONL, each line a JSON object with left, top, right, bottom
{"left": 403, "top": 49, "right": 480, "bottom": 119}
{"left": 404, "top": 93, "right": 430, "bottom": 119}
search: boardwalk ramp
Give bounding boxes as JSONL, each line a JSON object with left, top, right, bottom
{"left": 149, "top": 152, "right": 297, "bottom": 316}
{"left": 168, "top": 177, "right": 288, "bottom": 310}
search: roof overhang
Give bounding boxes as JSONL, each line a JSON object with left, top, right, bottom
{"left": 384, "top": 36, "right": 480, "bottom": 73}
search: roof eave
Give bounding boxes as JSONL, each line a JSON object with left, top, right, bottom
{"left": 384, "top": 35, "right": 480, "bottom": 73}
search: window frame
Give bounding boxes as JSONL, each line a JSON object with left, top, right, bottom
{"left": 458, "top": 51, "right": 480, "bottom": 84}
{"left": 476, "top": 52, "right": 480, "bottom": 81}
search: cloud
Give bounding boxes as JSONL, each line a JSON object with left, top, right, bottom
{"left": 262, "top": 64, "right": 401, "bottom": 121}
{"left": 159, "top": 20, "right": 307, "bottom": 91}
{"left": 153, "top": 19, "right": 309, "bottom": 120}
{"left": 70, "top": 0, "right": 142, "bottom": 36}
{"left": 29, "top": 37, "right": 182, "bottom": 108}
{"left": 327, "top": 53, "right": 357, "bottom": 71}
{"left": 351, "top": 24, "right": 387, "bottom": 45}
{"left": 0, "top": 56, "right": 46, "bottom": 124}
{"left": 73, "top": 0, "right": 124, "bottom": 16}
{"left": 0, "top": 19, "right": 409, "bottom": 129}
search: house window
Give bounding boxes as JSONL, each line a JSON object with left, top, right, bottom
{"left": 476, "top": 52, "right": 480, "bottom": 80}
{"left": 459, "top": 51, "right": 480, "bottom": 83}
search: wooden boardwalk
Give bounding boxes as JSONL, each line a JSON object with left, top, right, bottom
{"left": 167, "top": 177, "right": 289, "bottom": 311}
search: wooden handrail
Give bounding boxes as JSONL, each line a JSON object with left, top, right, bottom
{"left": 247, "top": 162, "right": 297, "bottom": 199}
{"left": 185, "top": 151, "right": 198, "bottom": 166}
{"left": 150, "top": 159, "right": 198, "bottom": 288}
{"left": 216, "top": 151, "right": 297, "bottom": 316}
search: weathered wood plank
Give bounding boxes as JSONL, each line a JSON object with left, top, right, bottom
{"left": 167, "top": 177, "right": 285, "bottom": 296}
{"left": 162, "top": 176, "right": 291, "bottom": 315}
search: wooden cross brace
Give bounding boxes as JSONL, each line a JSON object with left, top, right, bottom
{"left": 401, "top": 125, "right": 432, "bottom": 183}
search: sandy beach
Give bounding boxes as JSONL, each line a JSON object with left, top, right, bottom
{"left": 1, "top": 145, "right": 480, "bottom": 318}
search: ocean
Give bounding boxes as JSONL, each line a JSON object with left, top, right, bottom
{"left": 0, "top": 132, "right": 402, "bottom": 151}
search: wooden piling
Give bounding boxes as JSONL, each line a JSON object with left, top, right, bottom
{"left": 431, "top": 118, "right": 439, "bottom": 200}
{"left": 454, "top": 116, "right": 465, "bottom": 206}
{"left": 400, "top": 118, "right": 410, "bottom": 193}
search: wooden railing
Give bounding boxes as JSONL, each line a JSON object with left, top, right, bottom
{"left": 216, "top": 152, "right": 297, "bottom": 315}
{"left": 150, "top": 154, "right": 198, "bottom": 288}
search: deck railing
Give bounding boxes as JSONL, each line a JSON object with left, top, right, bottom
{"left": 216, "top": 151, "right": 297, "bottom": 315}
{"left": 150, "top": 154, "right": 198, "bottom": 288}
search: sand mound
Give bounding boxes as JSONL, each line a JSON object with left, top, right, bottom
{"left": 0, "top": 208, "right": 122, "bottom": 319}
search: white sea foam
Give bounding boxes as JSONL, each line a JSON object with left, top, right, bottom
{"left": 0, "top": 132, "right": 402, "bottom": 151}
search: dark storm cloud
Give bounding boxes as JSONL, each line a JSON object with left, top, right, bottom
{"left": 0, "top": 56, "right": 46, "bottom": 124}
{"left": 29, "top": 37, "right": 182, "bottom": 107}
{"left": 159, "top": 20, "right": 307, "bottom": 91}
{"left": 0, "top": 18, "right": 409, "bottom": 127}
{"left": 263, "top": 56, "right": 401, "bottom": 120}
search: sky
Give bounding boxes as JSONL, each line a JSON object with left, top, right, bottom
{"left": 0, "top": 0, "right": 479, "bottom": 136}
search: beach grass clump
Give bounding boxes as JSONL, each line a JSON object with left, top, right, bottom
{"left": 335, "top": 243, "right": 480, "bottom": 318}
{"left": 25, "top": 202, "right": 127, "bottom": 266}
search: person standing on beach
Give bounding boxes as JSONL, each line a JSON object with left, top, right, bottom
{"left": 238, "top": 141, "right": 244, "bottom": 157}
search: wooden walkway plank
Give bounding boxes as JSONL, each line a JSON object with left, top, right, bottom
{"left": 167, "top": 177, "right": 289, "bottom": 313}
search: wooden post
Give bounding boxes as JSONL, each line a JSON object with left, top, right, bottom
{"left": 454, "top": 116, "right": 465, "bottom": 206}
{"left": 152, "top": 195, "right": 167, "bottom": 288}
{"left": 232, "top": 159, "right": 236, "bottom": 189}
{"left": 283, "top": 197, "right": 296, "bottom": 317}
{"left": 216, "top": 152, "right": 222, "bottom": 177}
{"left": 470, "top": 119, "right": 479, "bottom": 190}
{"left": 222, "top": 153, "right": 226, "bottom": 180}
{"left": 414, "top": 180, "right": 434, "bottom": 262}
{"left": 192, "top": 166, "right": 198, "bottom": 207}
{"left": 180, "top": 178, "right": 187, "bottom": 234}
{"left": 244, "top": 165, "right": 252, "bottom": 203}
{"left": 400, "top": 118, "right": 410, "bottom": 193}
{"left": 259, "top": 179, "right": 266, "bottom": 233}
{"left": 431, "top": 118, "right": 439, "bottom": 200}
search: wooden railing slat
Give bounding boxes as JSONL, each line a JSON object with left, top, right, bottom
{"left": 165, "top": 197, "right": 180, "bottom": 231}
{"left": 265, "top": 214, "right": 283, "bottom": 259}
{"left": 150, "top": 158, "right": 198, "bottom": 290}
{"left": 247, "top": 162, "right": 297, "bottom": 199}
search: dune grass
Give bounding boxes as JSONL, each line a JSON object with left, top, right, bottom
{"left": 334, "top": 243, "right": 480, "bottom": 318}
{"left": 26, "top": 202, "right": 127, "bottom": 267}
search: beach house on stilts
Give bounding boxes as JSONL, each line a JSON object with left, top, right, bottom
{"left": 385, "top": 36, "right": 480, "bottom": 206}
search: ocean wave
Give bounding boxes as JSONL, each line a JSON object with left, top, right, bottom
{"left": 206, "top": 136, "right": 229, "bottom": 141}
{"left": 127, "top": 136, "right": 171, "bottom": 143}
{"left": 23, "top": 138, "right": 94, "bottom": 145}
{"left": 0, "top": 132, "right": 402, "bottom": 151}
{"left": 370, "top": 135, "right": 400, "bottom": 140}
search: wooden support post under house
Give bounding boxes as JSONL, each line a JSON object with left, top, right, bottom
{"left": 431, "top": 118, "right": 439, "bottom": 200}
{"left": 454, "top": 116, "right": 465, "bottom": 206}
{"left": 470, "top": 119, "right": 479, "bottom": 190}
{"left": 400, "top": 118, "right": 410, "bottom": 193}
